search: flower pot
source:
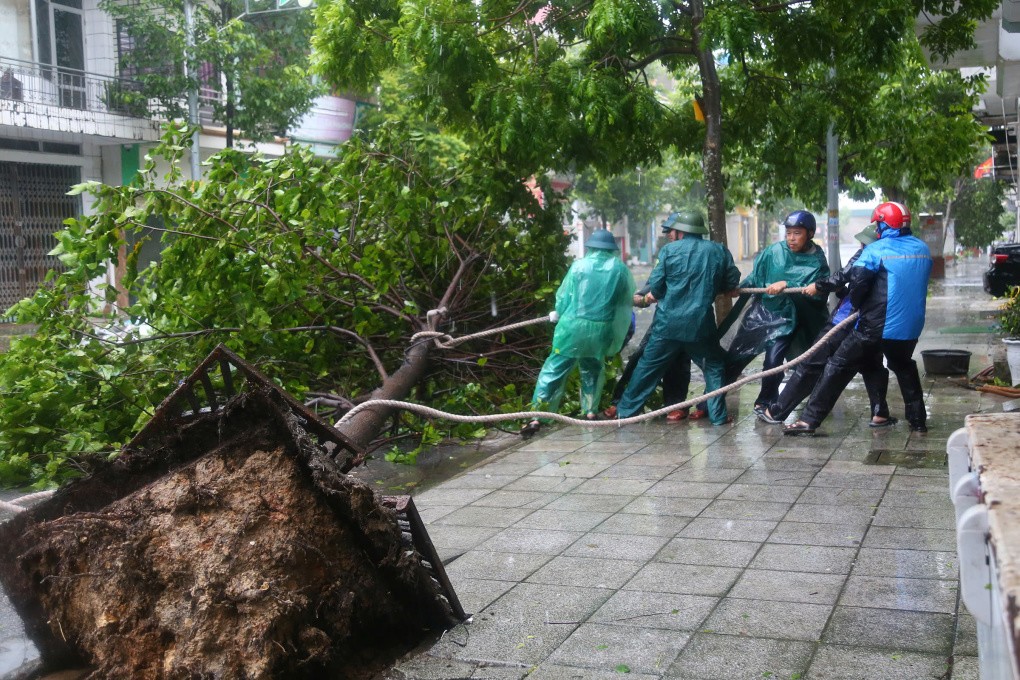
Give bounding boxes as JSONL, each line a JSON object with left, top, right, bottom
{"left": 1004, "top": 338, "right": 1020, "bottom": 386}
{"left": 920, "top": 349, "right": 971, "bottom": 375}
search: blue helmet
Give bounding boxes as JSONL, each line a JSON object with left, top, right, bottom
{"left": 783, "top": 210, "right": 816, "bottom": 238}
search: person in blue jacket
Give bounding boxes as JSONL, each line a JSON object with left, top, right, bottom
{"left": 614, "top": 211, "right": 741, "bottom": 426}
{"left": 785, "top": 202, "right": 932, "bottom": 435}
{"left": 758, "top": 226, "right": 891, "bottom": 425}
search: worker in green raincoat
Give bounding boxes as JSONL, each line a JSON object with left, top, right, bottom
{"left": 615, "top": 211, "right": 741, "bottom": 425}
{"left": 724, "top": 210, "right": 830, "bottom": 419}
{"left": 520, "top": 229, "right": 635, "bottom": 438}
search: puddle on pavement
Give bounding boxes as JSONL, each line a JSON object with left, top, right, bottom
{"left": 865, "top": 449, "right": 948, "bottom": 468}
{"left": 347, "top": 432, "right": 519, "bottom": 495}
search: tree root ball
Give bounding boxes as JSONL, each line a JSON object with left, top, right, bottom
{"left": 8, "top": 405, "right": 454, "bottom": 679}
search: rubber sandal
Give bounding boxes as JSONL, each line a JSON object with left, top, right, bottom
{"left": 869, "top": 416, "right": 898, "bottom": 429}
{"left": 666, "top": 409, "right": 688, "bottom": 422}
{"left": 520, "top": 421, "right": 542, "bottom": 439}
{"left": 756, "top": 406, "right": 782, "bottom": 425}
{"left": 601, "top": 405, "right": 618, "bottom": 419}
{"left": 783, "top": 421, "right": 816, "bottom": 436}
{"left": 688, "top": 409, "right": 709, "bottom": 421}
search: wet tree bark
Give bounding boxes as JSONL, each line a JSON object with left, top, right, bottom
{"left": 691, "top": 0, "right": 733, "bottom": 320}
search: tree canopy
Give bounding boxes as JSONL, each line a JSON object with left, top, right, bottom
{"left": 312, "top": 0, "right": 997, "bottom": 239}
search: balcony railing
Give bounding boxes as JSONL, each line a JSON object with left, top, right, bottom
{"left": 0, "top": 56, "right": 158, "bottom": 118}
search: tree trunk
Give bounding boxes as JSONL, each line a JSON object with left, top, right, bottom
{"left": 336, "top": 339, "right": 432, "bottom": 450}
{"left": 336, "top": 257, "right": 478, "bottom": 449}
{"left": 691, "top": 0, "right": 733, "bottom": 321}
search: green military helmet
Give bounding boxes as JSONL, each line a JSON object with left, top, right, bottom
{"left": 669, "top": 210, "right": 709, "bottom": 235}
{"left": 853, "top": 225, "right": 878, "bottom": 246}
{"left": 585, "top": 229, "right": 619, "bottom": 250}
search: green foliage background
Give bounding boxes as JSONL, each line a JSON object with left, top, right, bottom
{"left": 953, "top": 177, "right": 1009, "bottom": 248}
{"left": 0, "top": 124, "right": 570, "bottom": 487}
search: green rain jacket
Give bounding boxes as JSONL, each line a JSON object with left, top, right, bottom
{"left": 647, "top": 235, "right": 741, "bottom": 343}
{"left": 551, "top": 249, "right": 635, "bottom": 358}
{"left": 740, "top": 240, "right": 830, "bottom": 349}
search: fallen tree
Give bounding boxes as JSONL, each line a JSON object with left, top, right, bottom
{"left": 0, "top": 121, "right": 570, "bottom": 487}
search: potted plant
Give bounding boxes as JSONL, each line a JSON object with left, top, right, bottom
{"left": 999, "top": 286, "right": 1020, "bottom": 385}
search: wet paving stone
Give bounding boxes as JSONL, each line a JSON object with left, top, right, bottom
{"left": 624, "top": 562, "right": 742, "bottom": 596}
{"left": 591, "top": 512, "right": 693, "bottom": 537}
{"left": 589, "top": 589, "right": 718, "bottom": 631}
{"left": 546, "top": 622, "right": 689, "bottom": 674}
{"left": 727, "top": 568, "right": 847, "bottom": 605}
{"left": 656, "top": 537, "right": 762, "bottom": 568}
{"left": 851, "top": 548, "right": 958, "bottom": 581}
{"left": 805, "top": 644, "right": 950, "bottom": 680}
{"left": 749, "top": 543, "right": 857, "bottom": 574}
{"left": 665, "top": 633, "right": 814, "bottom": 680}
{"left": 704, "top": 597, "right": 832, "bottom": 641}
{"left": 525, "top": 555, "right": 644, "bottom": 590}
{"left": 838, "top": 575, "right": 958, "bottom": 614}
{"left": 822, "top": 606, "right": 955, "bottom": 654}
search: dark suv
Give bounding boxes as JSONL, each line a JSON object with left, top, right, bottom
{"left": 983, "top": 243, "right": 1020, "bottom": 296}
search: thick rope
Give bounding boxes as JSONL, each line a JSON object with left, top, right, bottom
{"left": 409, "top": 287, "right": 811, "bottom": 350}
{"left": 338, "top": 311, "right": 858, "bottom": 429}
{"left": 0, "top": 489, "right": 54, "bottom": 514}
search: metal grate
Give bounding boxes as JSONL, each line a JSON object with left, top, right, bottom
{"left": 380, "top": 495, "right": 468, "bottom": 621}
{"left": 0, "top": 161, "right": 80, "bottom": 321}
{"left": 125, "top": 344, "right": 366, "bottom": 473}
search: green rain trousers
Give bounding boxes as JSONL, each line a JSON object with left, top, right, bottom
{"left": 615, "top": 234, "right": 741, "bottom": 424}
{"left": 531, "top": 249, "right": 635, "bottom": 417}
{"left": 531, "top": 354, "right": 607, "bottom": 416}
{"left": 616, "top": 335, "right": 729, "bottom": 424}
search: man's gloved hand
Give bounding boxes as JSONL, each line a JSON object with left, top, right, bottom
{"left": 549, "top": 311, "right": 560, "bottom": 323}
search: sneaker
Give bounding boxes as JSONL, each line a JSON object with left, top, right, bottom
{"left": 520, "top": 421, "right": 542, "bottom": 439}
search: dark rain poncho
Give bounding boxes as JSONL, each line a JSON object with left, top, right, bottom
{"left": 722, "top": 241, "right": 830, "bottom": 357}
{"left": 647, "top": 235, "right": 741, "bottom": 343}
{"left": 550, "top": 249, "right": 635, "bottom": 359}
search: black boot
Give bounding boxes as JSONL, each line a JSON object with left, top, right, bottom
{"left": 905, "top": 401, "right": 927, "bottom": 433}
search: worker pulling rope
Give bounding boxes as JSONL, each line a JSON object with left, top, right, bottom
{"left": 338, "top": 295, "right": 853, "bottom": 430}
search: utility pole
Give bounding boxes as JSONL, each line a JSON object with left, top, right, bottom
{"left": 825, "top": 63, "right": 840, "bottom": 272}
{"left": 183, "top": 0, "right": 201, "bottom": 182}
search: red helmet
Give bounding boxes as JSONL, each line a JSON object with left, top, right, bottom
{"left": 871, "top": 202, "right": 911, "bottom": 230}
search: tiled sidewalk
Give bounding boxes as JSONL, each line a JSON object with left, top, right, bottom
{"left": 390, "top": 261, "right": 1001, "bottom": 680}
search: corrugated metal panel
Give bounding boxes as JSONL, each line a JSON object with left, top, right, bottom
{"left": 0, "top": 162, "right": 81, "bottom": 321}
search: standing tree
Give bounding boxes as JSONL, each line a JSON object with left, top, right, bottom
{"left": 571, "top": 164, "right": 674, "bottom": 242}
{"left": 104, "top": 0, "right": 321, "bottom": 144}
{"left": 953, "top": 176, "right": 1009, "bottom": 248}
{"left": 312, "top": 0, "right": 997, "bottom": 243}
